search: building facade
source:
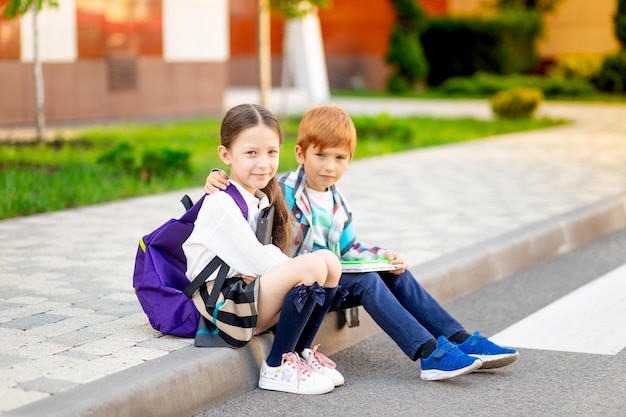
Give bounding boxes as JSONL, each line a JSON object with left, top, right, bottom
{"left": 0, "top": 0, "right": 228, "bottom": 126}
{"left": 230, "top": 0, "right": 619, "bottom": 90}
{"left": 0, "top": 0, "right": 619, "bottom": 126}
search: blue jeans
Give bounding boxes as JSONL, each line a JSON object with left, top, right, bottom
{"left": 331, "top": 270, "right": 466, "bottom": 360}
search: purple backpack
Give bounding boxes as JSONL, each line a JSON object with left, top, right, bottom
{"left": 133, "top": 184, "right": 247, "bottom": 338}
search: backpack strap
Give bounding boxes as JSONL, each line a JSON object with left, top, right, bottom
{"left": 223, "top": 183, "right": 248, "bottom": 219}
{"left": 181, "top": 194, "right": 194, "bottom": 211}
{"left": 183, "top": 256, "right": 228, "bottom": 301}
{"left": 182, "top": 183, "right": 248, "bottom": 303}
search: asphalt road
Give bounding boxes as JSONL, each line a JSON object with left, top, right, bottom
{"left": 194, "top": 229, "right": 626, "bottom": 417}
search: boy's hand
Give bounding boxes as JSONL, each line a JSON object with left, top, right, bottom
{"left": 385, "top": 251, "right": 407, "bottom": 276}
{"left": 205, "top": 169, "right": 230, "bottom": 194}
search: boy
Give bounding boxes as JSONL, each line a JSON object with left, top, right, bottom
{"left": 206, "top": 105, "right": 518, "bottom": 381}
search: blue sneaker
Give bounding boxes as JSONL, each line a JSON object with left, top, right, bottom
{"left": 420, "top": 336, "right": 482, "bottom": 381}
{"left": 456, "top": 331, "right": 519, "bottom": 369}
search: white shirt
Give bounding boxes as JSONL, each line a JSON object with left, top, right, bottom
{"left": 305, "top": 187, "right": 333, "bottom": 251}
{"left": 183, "top": 181, "right": 289, "bottom": 282}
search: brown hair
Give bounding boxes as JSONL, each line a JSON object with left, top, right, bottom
{"left": 297, "top": 106, "right": 357, "bottom": 158}
{"left": 220, "top": 104, "right": 292, "bottom": 253}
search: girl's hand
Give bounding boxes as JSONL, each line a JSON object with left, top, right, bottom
{"left": 205, "top": 170, "right": 230, "bottom": 194}
{"left": 385, "top": 251, "right": 407, "bottom": 275}
{"left": 241, "top": 275, "right": 256, "bottom": 285}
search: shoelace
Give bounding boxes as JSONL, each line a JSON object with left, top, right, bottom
{"left": 306, "top": 344, "right": 337, "bottom": 370}
{"left": 281, "top": 352, "right": 313, "bottom": 387}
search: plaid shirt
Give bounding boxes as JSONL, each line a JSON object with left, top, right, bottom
{"left": 279, "top": 165, "right": 387, "bottom": 260}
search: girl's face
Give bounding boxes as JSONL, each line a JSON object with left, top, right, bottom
{"left": 218, "top": 124, "right": 280, "bottom": 195}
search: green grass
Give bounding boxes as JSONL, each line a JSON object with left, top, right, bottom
{"left": 332, "top": 88, "right": 626, "bottom": 103}
{"left": 0, "top": 114, "right": 566, "bottom": 220}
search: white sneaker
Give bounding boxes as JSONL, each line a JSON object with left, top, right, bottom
{"left": 258, "top": 352, "right": 334, "bottom": 395}
{"left": 301, "top": 345, "right": 345, "bottom": 387}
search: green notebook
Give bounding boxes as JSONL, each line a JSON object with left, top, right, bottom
{"left": 340, "top": 260, "right": 400, "bottom": 273}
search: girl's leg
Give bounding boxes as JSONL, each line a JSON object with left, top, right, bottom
{"left": 257, "top": 251, "right": 340, "bottom": 395}
{"left": 294, "top": 285, "right": 345, "bottom": 386}
{"left": 265, "top": 284, "right": 320, "bottom": 366}
{"left": 255, "top": 252, "right": 327, "bottom": 332}
{"left": 256, "top": 249, "right": 340, "bottom": 332}
{"left": 295, "top": 286, "right": 338, "bottom": 353}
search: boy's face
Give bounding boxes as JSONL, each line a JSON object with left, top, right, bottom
{"left": 295, "top": 144, "right": 350, "bottom": 192}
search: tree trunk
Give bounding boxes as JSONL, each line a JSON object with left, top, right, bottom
{"left": 32, "top": 2, "right": 45, "bottom": 143}
{"left": 257, "top": 0, "right": 271, "bottom": 108}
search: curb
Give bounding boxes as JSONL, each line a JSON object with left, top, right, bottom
{"left": 5, "top": 194, "right": 626, "bottom": 417}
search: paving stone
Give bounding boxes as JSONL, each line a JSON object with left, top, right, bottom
{"left": 1, "top": 314, "right": 68, "bottom": 330}
{"left": 0, "top": 387, "right": 49, "bottom": 413}
{"left": 47, "top": 330, "right": 108, "bottom": 347}
{"left": 0, "top": 354, "right": 25, "bottom": 369}
{"left": 16, "top": 377, "right": 77, "bottom": 395}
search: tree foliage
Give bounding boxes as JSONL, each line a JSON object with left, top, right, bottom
{"left": 385, "top": 0, "right": 429, "bottom": 92}
{"left": 496, "top": 0, "right": 561, "bottom": 12}
{"left": 2, "top": 0, "right": 58, "bottom": 18}
{"left": 615, "top": 0, "right": 626, "bottom": 46}
{"left": 270, "top": 0, "right": 329, "bottom": 18}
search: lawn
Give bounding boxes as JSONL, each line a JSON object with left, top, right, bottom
{"left": 0, "top": 114, "right": 566, "bottom": 220}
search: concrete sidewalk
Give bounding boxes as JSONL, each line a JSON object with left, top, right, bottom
{"left": 1, "top": 96, "right": 626, "bottom": 416}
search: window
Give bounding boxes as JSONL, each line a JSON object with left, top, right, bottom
{"left": 76, "top": 0, "right": 162, "bottom": 58}
{"left": 0, "top": 0, "right": 21, "bottom": 59}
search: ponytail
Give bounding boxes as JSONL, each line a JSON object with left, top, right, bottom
{"left": 262, "top": 177, "right": 292, "bottom": 254}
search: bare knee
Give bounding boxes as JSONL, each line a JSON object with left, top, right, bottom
{"left": 313, "top": 250, "right": 341, "bottom": 287}
{"left": 298, "top": 254, "right": 328, "bottom": 286}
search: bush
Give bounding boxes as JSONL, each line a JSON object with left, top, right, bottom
{"left": 97, "top": 142, "right": 136, "bottom": 174}
{"left": 594, "top": 51, "right": 626, "bottom": 93}
{"left": 421, "top": 10, "right": 542, "bottom": 86}
{"left": 439, "top": 73, "right": 596, "bottom": 97}
{"left": 140, "top": 148, "right": 191, "bottom": 182}
{"left": 491, "top": 87, "right": 543, "bottom": 119}
{"left": 352, "top": 114, "right": 413, "bottom": 143}
{"left": 385, "top": 0, "right": 429, "bottom": 92}
{"left": 615, "top": 0, "right": 626, "bottom": 46}
{"left": 547, "top": 54, "right": 603, "bottom": 81}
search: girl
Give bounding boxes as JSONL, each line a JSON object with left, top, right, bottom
{"left": 183, "top": 104, "right": 343, "bottom": 395}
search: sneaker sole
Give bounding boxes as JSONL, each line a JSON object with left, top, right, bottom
{"left": 314, "top": 370, "right": 344, "bottom": 387}
{"left": 469, "top": 352, "right": 519, "bottom": 369}
{"left": 420, "top": 358, "right": 482, "bottom": 381}
{"left": 258, "top": 379, "right": 334, "bottom": 395}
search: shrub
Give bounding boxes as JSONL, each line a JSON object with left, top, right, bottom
{"left": 547, "top": 54, "right": 603, "bottom": 81}
{"left": 97, "top": 143, "right": 136, "bottom": 174}
{"left": 491, "top": 87, "right": 544, "bottom": 119}
{"left": 140, "top": 148, "right": 191, "bottom": 182}
{"left": 353, "top": 114, "right": 413, "bottom": 143}
{"left": 615, "top": 0, "right": 626, "bottom": 46}
{"left": 385, "top": 0, "right": 429, "bottom": 92}
{"left": 594, "top": 51, "right": 626, "bottom": 93}
{"left": 421, "top": 10, "right": 542, "bottom": 86}
{"left": 439, "top": 73, "right": 596, "bottom": 97}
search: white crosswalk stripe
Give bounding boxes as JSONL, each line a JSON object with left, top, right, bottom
{"left": 490, "top": 263, "right": 626, "bottom": 355}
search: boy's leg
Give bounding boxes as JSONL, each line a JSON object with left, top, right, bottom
{"left": 381, "top": 271, "right": 519, "bottom": 369}
{"left": 380, "top": 270, "right": 465, "bottom": 339}
{"left": 333, "top": 272, "right": 438, "bottom": 360}
{"left": 335, "top": 273, "right": 487, "bottom": 380}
